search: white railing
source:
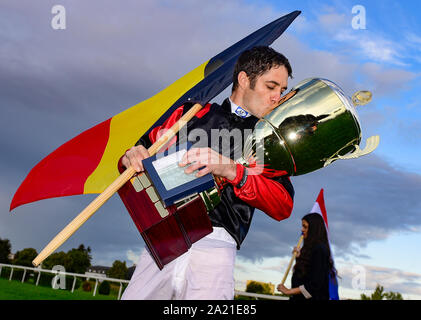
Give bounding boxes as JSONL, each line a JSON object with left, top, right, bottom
{"left": 0, "top": 263, "right": 286, "bottom": 300}
{"left": 0, "top": 263, "right": 129, "bottom": 299}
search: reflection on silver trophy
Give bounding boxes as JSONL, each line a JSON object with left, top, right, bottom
{"left": 239, "top": 77, "right": 379, "bottom": 176}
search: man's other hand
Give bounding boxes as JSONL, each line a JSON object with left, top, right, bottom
{"left": 121, "top": 145, "right": 150, "bottom": 172}
{"left": 179, "top": 147, "right": 237, "bottom": 180}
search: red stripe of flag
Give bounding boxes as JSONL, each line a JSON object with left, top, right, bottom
{"left": 311, "top": 188, "right": 328, "bottom": 230}
{"left": 10, "top": 118, "right": 111, "bottom": 211}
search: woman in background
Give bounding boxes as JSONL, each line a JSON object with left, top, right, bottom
{"left": 277, "top": 213, "right": 337, "bottom": 300}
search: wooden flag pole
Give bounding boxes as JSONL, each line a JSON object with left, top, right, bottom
{"left": 32, "top": 103, "right": 203, "bottom": 267}
{"left": 280, "top": 234, "right": 304, "bottom": 285}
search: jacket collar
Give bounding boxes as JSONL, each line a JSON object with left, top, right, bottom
{"left": 220, "top": 98, "right": 259, "bottom": 123}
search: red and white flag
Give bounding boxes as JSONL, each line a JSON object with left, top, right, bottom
{"left": 310, "top": 188, "right": 329, "bottom": 231}
{"left": 310, "top": 188, "right": 339, "bottom": 299}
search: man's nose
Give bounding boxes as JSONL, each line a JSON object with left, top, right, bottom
{"left": 271, "top": 92, "right": 281, "bottom": 104}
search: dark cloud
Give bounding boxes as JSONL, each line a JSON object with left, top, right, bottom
{"left": 238, "top": 154, "right": 421, "bottom": 261}
{"left": 0, "top": 0, "right": 282, "bottom": 266}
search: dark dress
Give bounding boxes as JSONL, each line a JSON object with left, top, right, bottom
{"left": 290, "top": 243, "right": 330, "bottom": 300}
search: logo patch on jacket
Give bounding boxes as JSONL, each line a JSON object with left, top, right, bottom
{"left": 234, "top": 106, "right": 249, "bottom": 118}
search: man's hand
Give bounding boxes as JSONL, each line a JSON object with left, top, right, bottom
{"left": 121, "top": 145, "right": 150, "bottom": 172}
{"left": 179, "top": 147, "right": 237, "bottom": 180}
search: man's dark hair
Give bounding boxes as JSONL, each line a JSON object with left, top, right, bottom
{"left": 232, "top": 46, "right": 292, "bottom": 92}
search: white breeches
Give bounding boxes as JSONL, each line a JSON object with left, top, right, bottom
{"left": 121, "top": 227, "right": 237, "bottom": 300}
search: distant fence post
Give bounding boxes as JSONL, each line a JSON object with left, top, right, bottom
{"left": 71, "top": 276, "right": 77, "bottom": 293}
{"left": 36, "top": 271, "right": 41, "bottom": 286}
{"left": 0, "top": 263, "right": 131, "bottom": 300}
{"left": 93, "top": 279, "right": 98, "bottom": 296}
{"left": 118, "top": 282, "right": 123, "bottom": 300}
{"left": 22, "top": 268, "right": 27, "bottom": 283}
{"left": 1, "top": 263, "right": 286, "bottom": 300}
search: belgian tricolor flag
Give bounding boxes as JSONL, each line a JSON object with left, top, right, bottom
{"left": 10, "top": 11, "right": 300, "bottom": 211}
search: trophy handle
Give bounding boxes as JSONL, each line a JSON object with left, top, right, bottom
{"left": 323, "top": 135, "right": 380, "bottom": 167}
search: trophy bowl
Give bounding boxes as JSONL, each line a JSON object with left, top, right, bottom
{"left": 241, "top": 78, "right": 379, "bottom": 176}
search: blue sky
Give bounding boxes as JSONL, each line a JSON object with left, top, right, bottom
{"left": 1, "top": 0, "right": 421, "bottom": 299}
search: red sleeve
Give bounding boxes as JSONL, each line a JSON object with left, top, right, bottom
{"left": 148, "top": 106, "right": 185, "bottom": 147}
{"left": 148, "top": 103, "right": 212, "bottom": 148}
{"left": 227, "top": 164, "right": 294, "bottom": 221}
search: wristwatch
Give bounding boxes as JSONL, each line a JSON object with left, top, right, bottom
{"left": 236, "top": 167, "right": 248, "bottom": 189}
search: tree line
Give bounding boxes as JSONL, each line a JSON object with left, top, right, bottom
{"left": 0, "top": 237, "right": 130, "bottom": 280}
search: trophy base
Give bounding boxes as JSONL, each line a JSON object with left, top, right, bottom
{"left": 117, "top": 167, "right": 213, "bottom": 270}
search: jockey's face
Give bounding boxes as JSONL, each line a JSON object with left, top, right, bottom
{"left": 241, "top": 65, "right": 289, "bottom": 118}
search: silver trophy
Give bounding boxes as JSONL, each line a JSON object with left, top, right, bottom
{"left": 239, "top": 78, "right": 379, "bottom": 175}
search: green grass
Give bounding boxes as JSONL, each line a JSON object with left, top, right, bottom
{"left": 0, "top": 277, "right": 119, "bottom": 300}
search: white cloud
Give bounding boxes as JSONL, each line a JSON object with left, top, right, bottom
{"left": 235, "top": 253, "right": 421, "bottom": 299}
{"left": 337, "top": 261, "right": 421, "bottom": 299}
{"left": 234, "top": 256, "right": 291, "bottom": 291}
{"left": 318, "top": 12, "right": 347, "bottom": 30}
{"left": 308, "top": 6, "right": 412, "bottom": 67}
{"left": 360, "top": 62, "right": 417, "bottom": 95}
{"left": 362, "top": 40, "right": 406, "bottom": 66}
{"left": 332, "top": 29, "right": 407, "bottom": 66}
{"left": 126, "top": 249, "right": 142, "bottom": 266}
{"left": 406, "top": 33, "right": 421, "bottom": 46}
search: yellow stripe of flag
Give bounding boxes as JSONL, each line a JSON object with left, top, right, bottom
{"left": 83, "top": 60, "right": 209, "bottom": 193}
